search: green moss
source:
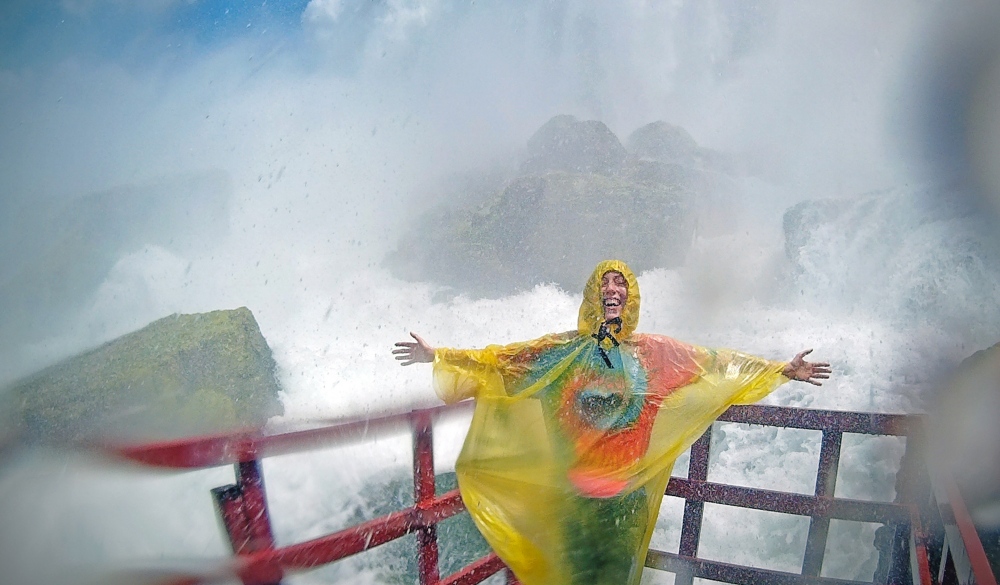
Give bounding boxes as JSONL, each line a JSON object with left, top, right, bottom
{"left": 6, "top": 307, "right": 283, "bottom": 442}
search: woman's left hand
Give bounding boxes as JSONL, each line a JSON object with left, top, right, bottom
{"left": 783, "top": 349, "right": 831, "bottom": 386}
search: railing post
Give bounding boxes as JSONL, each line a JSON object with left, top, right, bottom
{"left": 412, "top": 409, "right": 440, "bottom": 585}
{"left": 506, "top": 567, "right": 521, "bottom": 584}
{"left": 676, "top": 427, "right": 713, "bottom": 585}
{"left": 802, "top": 429, "right": 842, "bottom": 576}
{"left": 211, "top": 458, "right": 282, "bottom": 585}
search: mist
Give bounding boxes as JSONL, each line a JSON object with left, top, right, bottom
{"left": 3, "top": 1, "right": 1000, "bottom": 583}
{"left": 0, "top": 0, "right": 937, "bottom": 381}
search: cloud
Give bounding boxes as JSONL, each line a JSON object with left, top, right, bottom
{"left": 302, "top": 0, "right": 344, "bottom": 26}
{"left": 379, "top": 0, "right": 440, "bottom": 40}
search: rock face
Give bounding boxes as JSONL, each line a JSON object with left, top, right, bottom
{"left": 627, "top": 121, "right": 699, "bottom": 165}
{"left": 521, "top": 114, "right": 628, "bottom": 175}
{"left": 5, "top": 307, "right": 283, "bottom": 442}
{"left": 386, "top": 115, "right": 734, "bottom": 295}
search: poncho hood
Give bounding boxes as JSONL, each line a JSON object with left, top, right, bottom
{"left": 578, "top": 260, "right": 640, "bottom": 339}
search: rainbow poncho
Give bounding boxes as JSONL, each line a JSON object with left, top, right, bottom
{"left": 433, "top": 260, "right": 789, "bottom": 585}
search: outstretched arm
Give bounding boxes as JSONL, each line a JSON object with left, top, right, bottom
{"left": 393, "top": 332, "right": 436, "bottom": 365}
{"left": 781, "top": 349, "right": 831, "bottom": 386}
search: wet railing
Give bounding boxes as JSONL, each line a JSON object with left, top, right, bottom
{"left": 114, "top": 401, "right": 513, "bottom": 585}
{"left": 649, "top": 405, "right": 923, "bottom": 585}
{"left": 107, "top": 402, "right": 996, "bottom": 585}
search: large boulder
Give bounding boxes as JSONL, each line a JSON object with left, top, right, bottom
{"left": 521, "top": 115, "right": 628, "bottom": 176}
{"left": 4, "top": 307, "right": 283, "bottom": 442}
{"left": 627, "top": 121, "right": 738, "bottom": 175}
{"left": 388, "top": 170, "right": 693, "bottom": 295}
{"left": 386, "top": 116, "right": 705, "bottom": 296}
{"left": 627, "top": 121, "right": 699, "bottom": 164}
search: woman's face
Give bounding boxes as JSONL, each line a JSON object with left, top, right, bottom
{"left": 600, "top": 270, "right": 628, "bottom": 321}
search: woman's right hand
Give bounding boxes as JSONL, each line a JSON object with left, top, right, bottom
{"left": 393, "top": 332, "right": 436, "bottom": 365}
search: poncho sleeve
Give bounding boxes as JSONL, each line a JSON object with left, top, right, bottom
{"left": 432, "top": 346, "right": 504, "bottom": 404}
{"left": 697, "top": 347, "right": 791, "bottom": 405}
{"left": 432, "top": 332, "right": 576, "bottom": 404}
{"left": 632, "top": 336, "right": 791, "bottom": 489}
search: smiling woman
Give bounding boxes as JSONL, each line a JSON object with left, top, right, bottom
{"left": 394, "top": 260, "right": 830, "bottom": 585}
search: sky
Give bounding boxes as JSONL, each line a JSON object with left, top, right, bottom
{"left": 0, "top": 0, "right": 939, "bottom": 205}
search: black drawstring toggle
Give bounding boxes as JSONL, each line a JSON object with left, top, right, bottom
{"left": 592, "top": 317, "right": 622, "bottom": 368}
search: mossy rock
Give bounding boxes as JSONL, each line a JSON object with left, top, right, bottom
{"left": 5, "top": 307, "right": 283, "bottom": 442}
{"left": 387, "top": 170, "right": 693, "bottom": 296}
{"left": 521, "top": 114, "right": 627, "bottom": 176}
{"left": 626, "top": 121, "right": 699, "bottom": 164}
{"left": 384, "top": 116, "right": 749, "bottom": 297}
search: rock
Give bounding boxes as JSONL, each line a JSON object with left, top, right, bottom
{"left": 626, "top": 121, "right": 739, "bottom": 175}
{"left": 387, "top": 171, "right": 693, "bottom": 295}
{"left": 521, "top": 115, "right": 627, "bottom": 175}
{"left": 626, "top": 121, "right": 699, "bottom": 164}
{"left": 4, "top": 307, "right": 283, "bottom": 442}
{"left": 385, "top": 116, "right": 717, "bottom": 296}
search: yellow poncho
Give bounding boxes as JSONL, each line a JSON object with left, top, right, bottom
{"left": 433, "top": 260, "right": 789, "bottom": 585}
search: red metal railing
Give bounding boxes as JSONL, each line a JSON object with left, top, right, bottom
{"left": 104, "top": 402, "right": 996, "bottom": 585}
{"left": 112, "top": 401, "right": 515, "bottom": 585}
{"left": 648, "top": 405, "right": 925, "bottom": 585}
{"left": 926, "top": 471, "right": 997, "bottom": 585}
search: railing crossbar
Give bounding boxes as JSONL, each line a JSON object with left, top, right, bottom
{"left": 719, "top": 405, "right": 913, "bottom": 436}
{"left": 646, "top": 550, "right": 873, "bottom": 585}
{"left": 665, "top": 477, "right": 909, "bottom": 523}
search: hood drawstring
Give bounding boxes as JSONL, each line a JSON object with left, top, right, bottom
{"left": 592, "top": 317, "right": 622, "bottom": 368}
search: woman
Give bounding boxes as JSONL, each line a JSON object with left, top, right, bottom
{"left": 394, "top": 260, "right": 829, "bottom": 585}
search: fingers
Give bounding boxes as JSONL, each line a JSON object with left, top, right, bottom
{"left": 395, "top": 334, "right": 428, "bottom": 366}
{"left": 393, "top": 342, "right": 415, "bottom": 365}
